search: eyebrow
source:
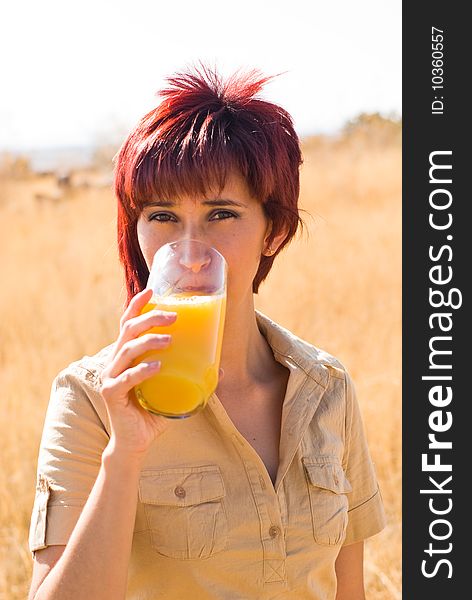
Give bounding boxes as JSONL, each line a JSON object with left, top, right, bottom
{"left": 142, "top": 198, "right": 247, "bottom": 209}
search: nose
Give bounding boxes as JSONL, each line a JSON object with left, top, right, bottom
{"left": 179, "top": 254, "right": 211, "bottom": 273}
{"left": 178, "top": 240, "right": 211, "bottom": 273}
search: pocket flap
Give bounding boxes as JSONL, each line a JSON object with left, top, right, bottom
{"left": 139, "top": 465, "right": 225, "bottom": 507}
{"left": 303, "top": 459, "right": 352, "bottom": 494}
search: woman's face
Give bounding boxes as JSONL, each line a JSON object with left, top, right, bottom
{"left": 136, "top": 172, "right": 274, "bottom": 307}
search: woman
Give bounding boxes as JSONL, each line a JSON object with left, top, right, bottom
{"left": 28, "top": 64, "right": 386, "bottom": 599}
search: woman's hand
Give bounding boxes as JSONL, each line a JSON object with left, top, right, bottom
{"left": 100, "top": 288, "right": 177, "bottom": 460}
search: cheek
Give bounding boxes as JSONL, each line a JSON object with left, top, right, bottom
{"left": 136, "top": 219, "right": 160, "bottom": 270}
{"left": 222, "top": 232, "right": 265, "bottom": 287}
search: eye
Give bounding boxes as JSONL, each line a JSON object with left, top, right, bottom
{"left": 148, "top": 212, "right": 176, "bottom": 222}
{"left": 210, "top": 210, "right": 238, "bottom": 221}
{"left": 147, "top": 210, "right": 238, "bottom": 223}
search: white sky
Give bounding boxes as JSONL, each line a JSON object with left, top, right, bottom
{"left": 0, "top": 0, "right": 401, "bottom": 151}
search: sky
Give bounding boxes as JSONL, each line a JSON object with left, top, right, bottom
{"left": 0, "top": 0, "right": 401, "bottom": 151}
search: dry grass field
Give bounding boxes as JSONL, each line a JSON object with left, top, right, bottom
{"left": 0, "top": 117, "right": 401, "bottom": 599}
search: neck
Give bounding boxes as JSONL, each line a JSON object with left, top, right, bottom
{"left": 217, "top": 294, "right": 276, "bottom": 393}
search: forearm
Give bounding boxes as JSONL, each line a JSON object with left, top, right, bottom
{"left": 34, "top": 446, "right": 143, "bottom": 600}
{"left": 335, "top": 541, "right": 365, "bottom": 600}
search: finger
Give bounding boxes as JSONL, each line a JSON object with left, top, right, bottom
{"left": 117, "top": 309, "right": 177, "bottom": 349}
{"left": 101, "top": 360, "right": 161, "bottom": 401}
{"left": 112, "top": 288, "right": 154, "bottom": 360}
{"left": 119, "top": 288, "right": 153, "bottom": 330}
{"left": 108, "top": 333, "right": 172, "bottom": 378}
{"left": 218, "top": 367, "right": 225, "bottom": 380}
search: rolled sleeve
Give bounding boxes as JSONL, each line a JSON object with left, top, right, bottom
{"left": 29, "top": 367, "right": 109, "bottom": 552}
{"left": 342, "top": 371, "right": 387, "bottom": 546}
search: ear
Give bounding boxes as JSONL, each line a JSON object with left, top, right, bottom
{"left": 262, "top": 221, "right": 289, "bottom": 257}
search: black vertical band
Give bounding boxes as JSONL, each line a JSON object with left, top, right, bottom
{"left": 403, "top": 3, "right": 468, "bottom": 596}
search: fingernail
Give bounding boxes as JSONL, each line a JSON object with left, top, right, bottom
{"left": 148, "top": 361, "right": 161, "bottom": 368}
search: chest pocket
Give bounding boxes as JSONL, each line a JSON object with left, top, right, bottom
{"left": 139, "top": 465, "right": 227, "bottom": 560}
{"left": 303, "top": 457, "right": 352, "bottom": 546}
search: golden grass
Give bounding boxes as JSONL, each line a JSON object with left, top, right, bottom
{"left": 0, "top": 132, "right": 401, "bottom": 599}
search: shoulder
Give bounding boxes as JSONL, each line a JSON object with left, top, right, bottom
{"left": 54, "top": 342, "right": 115, "bottom": 390}
{"left": 289, "top": 334, "right": 348, "bottom": 380}
{"left": 48, "top": 342, "right": 115, "bottom": 432}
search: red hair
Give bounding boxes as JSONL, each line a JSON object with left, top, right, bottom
{"left": 114, "top": 63, "right": 304, "bottom": 306}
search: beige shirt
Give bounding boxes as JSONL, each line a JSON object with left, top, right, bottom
{"left": 29, "top": 310, "right": 386, "bottom": 599}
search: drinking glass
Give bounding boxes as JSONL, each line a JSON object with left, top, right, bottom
{"left": 133, "top": 239, "right": 227, "bottom": 418}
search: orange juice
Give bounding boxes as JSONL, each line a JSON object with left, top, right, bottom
{"left": 133, "top": 292, "right": 226, "bottom": 417}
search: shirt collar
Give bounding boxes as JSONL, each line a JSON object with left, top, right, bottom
{"left": 255, "top": 309, "right": 335, "bottom": 390}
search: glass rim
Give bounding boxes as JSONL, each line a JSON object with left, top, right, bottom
{"left": 165, "top": 238, "right": 227, "bottom": 264}
{"left": 148, "top": 238, "right": 227, "bottom": 297}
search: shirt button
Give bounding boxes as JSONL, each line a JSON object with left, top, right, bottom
{"left": 174, "top": 485, "right": 186, "bottom": 499}
{"left": 269, "top": 525, "right": 280, "bottom": 538}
